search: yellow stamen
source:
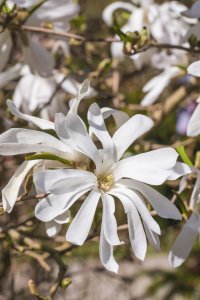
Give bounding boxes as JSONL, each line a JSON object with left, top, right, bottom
{"left": 98, "top": 174, "right": 113, "bottom": 191}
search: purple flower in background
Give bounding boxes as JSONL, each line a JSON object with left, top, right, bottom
{"left": 176, "top": 100, "right": 197, "bottom": 135}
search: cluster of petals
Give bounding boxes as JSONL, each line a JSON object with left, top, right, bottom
{"left": 0, "top": 0, "right": 79, "bottom": 76}
{"left": 169, "top": 61, "right": 200, "bottom": 267}
{"left": 103, "top": 0, "right": 190, "bottom": 106}
{"left": 0, "top": 80, "right": 191, "bottom": 272}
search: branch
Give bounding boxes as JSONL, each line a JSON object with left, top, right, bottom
{"left": 19, "top": 25, "right": 200, "bottom": 54}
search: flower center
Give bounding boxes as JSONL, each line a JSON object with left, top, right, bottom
{"left": 98, "top": 174, "right": 113, "bottom": 191}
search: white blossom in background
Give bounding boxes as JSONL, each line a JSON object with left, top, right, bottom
{"left": 12, "top": 67, "right": 96, "bottom": 120}
{"left": 0, "top": 0, "right": 79, "bottom": 76}
{"left": 169, "top": 67, "right": 200, "bottom": 267}
{"left": 169, "top": 168, "right": 200, "bottom": 268}
{"left": 33, "top": 101, "right": 190, "bottom": 273}
{"left": 102, "top": 1, "right": 189, "bottom": 105}
{"left": 181, "top": 1, "right": 200, "bottom": 43}
{"left": 187, "top": 61, "right": 200, "bottom": 137}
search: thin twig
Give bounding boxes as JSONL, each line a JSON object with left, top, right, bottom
{"left": 20, "top": 25, "right": 200, "bottom": 54}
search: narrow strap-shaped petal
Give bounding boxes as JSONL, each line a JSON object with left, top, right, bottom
{"left": 141, "top": 67, "right": 180, "bottom": 106}
{"left": 2, "top": 160, "right": 40, "bottom": 212}
{"left": 45, "top": 220, "right": 62, "bottom": 238}
{"left": 34, "top": 169, "right": 93, "bottom": 192}
{"left": 187, "top": 103, "right": 200, "bottom": 137}
{"left": 88, "top": 103, "right": 115, "bottom": 167}
{"left": 54, "top": 210, "right": 71, "bottom": 224}
{"left": 143, "top": 222, "right": 160, "bottom": 251}
{"left": 110, "top": 187, "right": 160, "bottom": 234}
{"left": 101, "top": 107, "right": 129, "bottom": 129}
{"left": 35, "top": 188, "right": 90, "bottom": 222}
{"left": 7, "top": 100, "right": 54, "bottom": 130}
{"left": 188, "top": 61, "right": 200, "bottom": 77}
{"left": 69, "top": 79, "right": 90, "bottom": 114}
{"left": 49, "top": 174, "right": 97, "bottom": 195}
{"left": 113, "top": 114, "right": 154, "bottom": 160}
{"left": 111, "top": 191, "right": 147, "bottom": 261}
{"left": 99, "top": 223, "right": 119, "bottom": 273}
{"left": 102, "top": 2, "right": 134, "bottom": 26}
{"left": 101, "top": 192, "right": 123, "bottom": 246}
{"left": 0, "top": 63, "right": 22, "bottom": 89}
{"left": 118, "top": 179, "right": 182, "bottom": 220}
{"left": 169, "top": 213, "right": 200, "bottom": 268}
{"left": 113, "top": 148, "right": 179, "bottom": 185}
{"left": 22, "top": 35, "right": 54, "bottom": 77}
{"left": 189, "top": 171, "right": 200, "bottom": 210}
{"left": 167, "top": 162, "right": 191, "bottom": 180}
{"left": 66, "top": 189, "right": 101, "bottom": 245}
{"left": 0, "top": 128, "right": 68, "bottom": 155}
{"left": 66, "top": 113, "right": 102, "bottom": 172}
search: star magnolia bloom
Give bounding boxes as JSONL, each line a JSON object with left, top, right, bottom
{"left": 0, "top": 0, "right": 79, "bottom": 75}
{"left": 102, "top": 1, "right": 189, "bottom": 105}
{"left": 34, "top": 103, "right": 190, "bottom": 273}
{"left": 169, "top": 168, "right": 200, "bottom": 267}
{"left": 12, "top": 69, "right": 96, "bottom": 120}
{"left": 0, "top": 80, "right": 128, "bottom": 215}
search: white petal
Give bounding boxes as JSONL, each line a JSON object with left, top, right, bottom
{"left": 22, "top": 36, "right": 54, "bottom": 77}
{"left": 168, "top": 162, "right": 191, "bottom": 180}
{"left": 188, "top": 61, "right": 200, "bottom": 77}
{"left": 182, "top": 1, "right": 200, "bottom": 18}
{"left": 34, "top": 169, "right": 94, "bottom": 192}
{"left": 0, "top": 30, "right": 12, "bottom": 72}
{"left": 66, "top": 113, "right": 102, "bottom": 172}
{"left": 119, "top": 179, "right": 182, "bottom": 220}
{"left": 113, "top": 191, "right": 147, "bottom": 260}
{"left": 102, "top": 192, "right": 123, "bottom": 246}
{"left": 0, "top": 128, "right": 67, "bottom": 155}
{"left": 88, "top": 103, "right": 115, "bottom": 166}
{"left": 141, "top": 68, "right": 180, "bottom": 106}
{"left": 113, "top": 148, "right": 178, "bottom": 185}
{"left": 66, "top": 189, "right": 100, "bottom": 245}
{"left": 110, "top": 187, "right": 160, "bottom": 234}
{"left": 99, "top": 224, "right": 119, "bottom": 273}
{"left": 49, "top": 174, "right": 97, "bottom": 195}
{"left": 113, "top": 114, "right": 154, "bottom": 160}
{"left": 189, "top": 171, "right": 200, "bottom": 210}
{"left": 54, "top": 210, "right": 71, "bottom": 224}
{"left": 31, "top": 0, "right": 80, "bottom": 23}
{"left": 35, "top": 188, "right": 89, "bottom": 222}
{"left": 69, "top": 79, "right": 90, "bottom": 114}
{"left": 169, "top": 213, "right": 199, "bottom": 267}
{"left": 45, "top": 220, "right": 62, "bottom": 238}
{"left": 101, "top": 107, "right": 129, "bottom": 129}
{"left": 187, "top": 103, "right": 200, "bottom": 137}
{"left": 2, "top": 160, "right": 40, "bottom": 212}
{"left": 102, "top": 2, "right": 134, "bottom": 26}
{"left": 7, "top": 100, "right": 54, "bottom": 130}
{"left": 143, "top": 222, "right": 160, "bottom": 251}
{"left": 0, "top": 63, "right": 22, "bottom": 89}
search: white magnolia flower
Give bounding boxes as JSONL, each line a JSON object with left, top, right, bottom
{"left": 169, "top": 169, "right": 200, "bottom": 267}
{"left": 102, "top": 1, "right": 189, "bottom": 105}
{"left": 0, "top": 80, "right": 128, "bottom": 215}
{"left": 186, "top": 61, "right": 200, "bottom": 137}
{"left": 33, "top": 103, "right": 190, "bottom": 273}
{"left": 141, "top": 66, "right": 182, "bottom": 106}
{"left": 12, "top": 69, "right": 96, "bottom": 120}
{"left": 0, "top": 0, "right": 79, "bottom": 75}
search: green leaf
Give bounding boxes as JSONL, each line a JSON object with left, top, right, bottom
{"left": 25, "top": 153, "right": 71, "bottom": 166}
{"left": 176, "top": 146, "right": 193, "bottom": 167}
